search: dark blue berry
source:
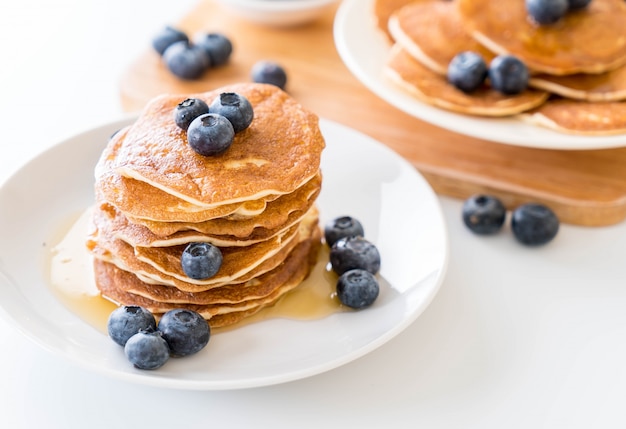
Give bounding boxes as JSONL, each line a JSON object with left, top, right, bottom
{"left": 330, "top": 236, "right": 381, "bottom": 276}
{"left": 181, "top": 242, "right": 223, "bottom": 279}
{"left": 251, "top": 61, "right": 288, "bottom": 90}
{"left": 336, "top": 269, "right": 380, "bottom": 309}
{"left": 488, "top": 55, "right": 529, "bottom": 95}
{"left": 511, "top": 203, "right": 560, "bottom": 246}
{"left": 525, "top": 0, "right": 568, "bottom": 25}
{"left": 324, "top": 216, "right": 365, "bottom": 247}
{"left": 462, "top": 194, "right": 506, "bottom": 235}
{"left": 163, "top": 41, "right": 210, "bottom": 80}
{"left": 174, "top": 98, "right": 209, "bottom": 131}
{"left": 208, "top": 92, "right": 254, "bottom": 133}
{"left": 152, "top": 26, "right": 189, "bottom": 56}
{"left": 194, "top": 33, "right": 233, "bottom": 67}
{"left": 568, "top": 0, "right": 592, "bottom": 9}
{"left": 107, "top": 305, "right": 157, "bottom": 347}
{"left": 187, "top": 113, "right": 235, "bottom": 156}
{"left": 158, "top": 309, "right": 210, "bottom": 357}
{"left": 124, "top": 330, "right": 170, "bottom": 370}
{"left": 447, "top": 51, "right": 488, "bottom": 93}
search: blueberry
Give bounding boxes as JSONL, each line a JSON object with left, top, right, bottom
{"left": 187, "top": 113, "right": 235, "bottom": 156}
{"left": 488, "top": 55, "right": 529, "bottom": 95}
{"left": 511, "top": 203, "right": 560, "bottom": 246}
{"left": 324, "top": 216, "right": 365, "bottom": 247}
{"left": 152, "top": 26, "right": 189, "bottom": 56}
{"left": 525, "top": 0, "right": 568, "bottom": 25}
{"left": 158, "top": 309, "right": 210, "bottom": 357}
{"left": 181, "top": 242, "right": 223, "bottom": 279}
{"left": 208, "top": 92, "right": 254, "bottom": 133}
{"left": 107, "top": 305, "right": 157, "bottom": 347}
{"left": 194, "top": 33, "right": 233, "bottom": 67}
{"left": 447, "top": 51, "right": 488, "bottom": 93}
{"left": 567, "top": 0, "right": 592, "bottom": 9}
{"left": 251, "top": 61, "right": 288, "bottom": 90}
{"left": 330, "top": 236, "right": 381, "bottom": 276}
{"left": 124, "top": 330, "right": 170, "bottom": 370}
{"left": 163, "top": 41, "right": 210, "bottom": 80}
{"left": 174, "top": 98, "right": 209, "bottom": 131}
{"left": 336, "top": 269, "right": 380, "bottom": 309}
{"left": 462, "top": 194, "right": 506, "bottom": 235}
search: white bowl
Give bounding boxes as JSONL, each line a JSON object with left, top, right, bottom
{"left": 216, "top": 0, "right": 339, "bottom": 26}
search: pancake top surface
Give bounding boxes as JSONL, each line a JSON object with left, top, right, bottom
{"left": 458, "top": 0, "right": 626, "bottom": 75}
{"left": 109, "top": 83, "right": 325, "bottom": 206}
{"left": 389, "top": 0, "right": 495, "bottom": 74}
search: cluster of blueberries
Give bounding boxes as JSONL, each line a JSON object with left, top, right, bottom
{"left": 108, "top": 306, "right": 210, "bottom": 370}
{"left": 462, "top": 195, "right": 560, "bottom": 246}
{"left": 324, "top": 216, "right": 382, "bottom": 309}
{"left": 448, "top": 52, "right": 529, "bottom": 95}
{"left": 174, "top": 92, "right": 253, "bottom": 157}
{"left": 152, "top": 26, "right": 288, "bottom": 90}
{"left": 526, "top": 0, "right": 593, "bottom": 25}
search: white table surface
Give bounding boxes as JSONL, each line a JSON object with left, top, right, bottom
{"left": 2, "top": 1, "right": 626, "bottom": 428}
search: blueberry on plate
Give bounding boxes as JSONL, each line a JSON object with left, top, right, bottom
{"left": 152, "top": 25, "right": 189, "bottom": 56}
{"left": 158, "top": 309, "right": 210, "bottom": 357}
{"left": 194, "top": 33, "right": 233, "bottom": 67}
{"left": 187, "top": 114, "right": 235, "bottom": 156}
{"left": 107, "top": 305, "right": 157, "bottom": 347}
{"left": 330, "top": 236, "right": 381, "bottom": 276}
{"left": 447, "top": 51, "right": 488, "bottom": 93}
{"left": 488, "top": 55, "right": 529, "bottom": 95}
{"left": 251, "top": 60, "right": 288, "bottom": 90}
{"left": 567, "top": 0, "right": 592, "bottom": 9}
{"left": 208, "top": 92, "right": 254, "bottom": 133}
{"left": 336, "top": 269, "right": 380, "bottom": 310}
{"left": 124, "top": 330, "right": 170, "bottom": 370}
{"left": 324, "top": 215, "right": 365, "bottom": 247}
{"left": 174, "top": 98, "right": 209, "bottom": 131}
{"left": 511, "top": 203, "right": 560, "bottom": 246}
{"left": 462, "top": 194, "right": 506, "bottom": 235}
{"left": 181, "top": 242, "right": 223, "bottom": 279}
{"left": 162, "top": 41, "right": 210, "bottom": 80}
{"left": 525, "top": 0, "right": 568, "bottom": 25}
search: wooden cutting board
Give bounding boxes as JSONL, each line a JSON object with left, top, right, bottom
{"left": 118, "top": 0, "right": 626, "bottom": 227}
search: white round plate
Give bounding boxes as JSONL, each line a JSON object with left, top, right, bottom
{"left": 333, "top": 0, "right": 626, "bottom": 150}
{"left": 0, "top": 117, "right": 448, "bottom": 390}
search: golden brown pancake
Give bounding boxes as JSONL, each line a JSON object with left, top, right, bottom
{"left": 458, "top": 0, "right": 626, "bottom": 75}
{"left": 529, "top": 65, "right": 626, "bottom": 102}
{"left": 105, "top": 83, "right": 324, "bottom": 208}
{"left": 94, "top": 218, "right": 322, "bottom": 328}
{"left": 385, "top": 45, "right": 549, "bottom": 116}
{"left": 373, "top": 0, "right": 422, "bottom": 41}
{"left": 125, "top": 171, "right": 322, "bottom": 239}
{"left": 518, "top": 99, "right": 626, "bottom": 135}
{"left": 388, "top": 0, "right": 495, "bottom": 75}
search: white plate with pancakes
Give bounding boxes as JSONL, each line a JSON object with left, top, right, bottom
{"left": 334, "top": 0, "right": 626, "bottom": 150}
{"left": 0, "top": 116, "right": 448, "bottom": 390}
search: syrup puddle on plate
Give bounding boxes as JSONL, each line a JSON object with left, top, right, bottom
{"left": 48, "top": 208, "right": 346, "bottom": 335}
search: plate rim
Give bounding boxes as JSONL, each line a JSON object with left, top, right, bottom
{"left": 333, "top": 0, "right": 626, "bottom": 151}
{"left": 0, "top": 116, "right": 449, "bottom": 390}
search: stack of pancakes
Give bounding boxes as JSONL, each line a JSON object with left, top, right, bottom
{"left": 376, "top": 0, "right": 626, "bottom": 135}
{"left": 88, "top": 83, "right": 325, "bottom": 328}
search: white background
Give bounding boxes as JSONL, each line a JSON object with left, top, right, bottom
{"left": 1, "top": 1, "right": 626, "bottom": 427}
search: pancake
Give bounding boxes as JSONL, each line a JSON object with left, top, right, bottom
{"left": 529, "top": 65, "right": 626, "bottom": 102}
{"left": 125, "top": 171, "right": 322, "bottom": 239}
{"left": 385, "top": 44, "right": 549, "bottom": 116}
{"left": 94, "top": 217, "right": 322, "bottom": 328}
{"left": 457, "top": 0, "right": 626, "bottom": 75}
{"left": 373, "top": 0, "right": 421, "bottom": 41}
{"left": 388, "top": 0, "right": 495, "bottom": 75}
{"left": 518, "top": 99, "right": 626, "bottom": 135}
{"left": 107, "top": 83, "right": 324, "bottom": 208}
